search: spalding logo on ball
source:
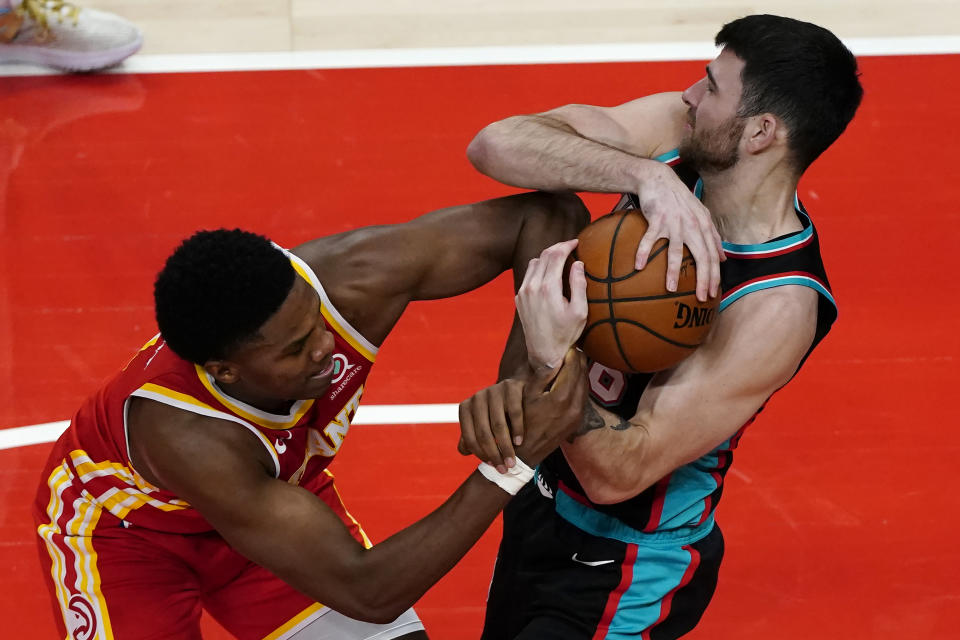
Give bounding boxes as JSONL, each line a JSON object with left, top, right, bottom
{"left": 576, "top": 209, "right": 720, "bottom": 373}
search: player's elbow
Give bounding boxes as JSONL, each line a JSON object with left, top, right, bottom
{"left": 582, "top": 481, "right": 645, "bottom": 505}
{"left": 466, "top": 116, "right": 528, "bottom": 173}
{"left": 519, "top": 191, "right": 590, "bottom": 234}
{"left": 578, "top": 468, "right": 657, "bottom": 505}
{"left": 300, "top": 559, "right": 414, "bottom": 624}
{"left": 466, "top": 123, "right": 499, "bottom": 173}
{"left": 330, "top": 592, "right": 411, "bottom": 625}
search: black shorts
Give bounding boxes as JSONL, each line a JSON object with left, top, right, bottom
{"left": 481, "top": 482, "right": 723, "bottom": 640}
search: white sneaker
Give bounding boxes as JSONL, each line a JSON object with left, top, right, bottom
{"left": 0, "top": 0, "right": 142, "bottom": 71}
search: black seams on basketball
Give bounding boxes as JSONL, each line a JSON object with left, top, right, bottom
{"left": 575, "top": 209, "right": 720, "bottom": 373}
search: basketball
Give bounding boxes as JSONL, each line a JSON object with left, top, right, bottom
{"left": 576, "top": 210, "right": 720, "bottom": 373}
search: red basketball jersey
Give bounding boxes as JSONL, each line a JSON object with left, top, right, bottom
{"left": 34, "top": 250, "right": 377, "bottom": 534}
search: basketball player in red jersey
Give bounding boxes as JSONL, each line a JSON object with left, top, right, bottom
{"left": 460, "top": 15, "right": 863, "bottom": 639}
{"left": 32, "top": 192, "right": 591, "bottom": 640}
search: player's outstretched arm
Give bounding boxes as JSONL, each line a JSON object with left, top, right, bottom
{"left": 561, "top": 286, "right": 818, "bottom": 504}
{"left": 468, "top": 92, "right": 723, "bottom": 302}
{"left": 127, "top": 349, "right": 585, "bottom": 623}
{"left": 293, "top": 191, "right": 589, "bottom": 348}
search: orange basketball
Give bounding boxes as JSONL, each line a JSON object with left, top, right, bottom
{"left": 576, "top": 209, "right": 720, "bottom": 373}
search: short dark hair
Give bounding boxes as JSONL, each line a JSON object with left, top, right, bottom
{"left": 154, "top": 229, "right": 296, "bottom": 364}
{"left": 716, "top": 14, "right": 863, "bottom": 172}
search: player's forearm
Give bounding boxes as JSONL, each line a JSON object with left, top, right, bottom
{"left": 224, "top": 470, "right": 513, "bottom": 625}
{"left": 467, "top": 114, "right": 659, "bottom": 193}
{"left": 497, "top": 315, "right": 534, "bottom": 381}
{"left": 497, "top": 193, "right": 588, "bottom": 381}
{"left": 345, "top": 471, "right": 512, "bottom": 622}
{"left": 560, "top": 403, "right": 658, "bottom": 504}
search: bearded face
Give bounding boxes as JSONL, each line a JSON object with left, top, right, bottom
{"left": 679, "top": 110, "right": 746, "bottom": 173}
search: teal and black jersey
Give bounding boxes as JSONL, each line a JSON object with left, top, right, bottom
{"left": 538, "top": 149, "right": 838, "bottom": 539}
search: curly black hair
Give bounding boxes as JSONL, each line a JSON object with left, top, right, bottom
{"left": 154, "top": 229, "right": 297, "bottom": 364}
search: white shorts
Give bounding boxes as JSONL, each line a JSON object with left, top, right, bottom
{"left": 281, "top": 606, "right": 424, "bottom": 640}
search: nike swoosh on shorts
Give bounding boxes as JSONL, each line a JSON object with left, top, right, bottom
{"left": 571, "top": 553, "right": 616, "bottom": 567}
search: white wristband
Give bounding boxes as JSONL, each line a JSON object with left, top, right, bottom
{"left": 477, "top": 458, "right": 535, "bottom": 495}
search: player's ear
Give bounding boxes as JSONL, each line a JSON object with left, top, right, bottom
{"left": 205, "top": 360, "right": 239, "bottom": 384}
{"left": 744, "top": 113, "right": 779, "bottom": 154}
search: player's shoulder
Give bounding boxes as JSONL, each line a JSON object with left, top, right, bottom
{"left": 127, "top": 395, "right": 237, "bottom": 453}
{"left": 127, "top": 395, "right": 274, "bottom": 489}
{"left": 746, "top": 284, "right": 818, "bottom": 315}
{"left": 720, "top": 284, "right": 818, "bottom": 339}
{"left": 290, "top": 223, "right": 397, "bottom": 283}
{"left": 290, "top": 229, "right": 391, "bottom": 330}
{"left": 290, "top": 228, "right": 358, "bottom": 272}
{"left": 681, "top": 284, "right": 819, "bottom": 391}
{"left": 612, "top": 91, "right": 686, "bottom": 119}
{"left": 546, "top": 91, "right": 687, "bottom": 159}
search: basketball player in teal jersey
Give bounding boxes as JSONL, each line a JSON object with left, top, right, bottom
{"left": 458, "top": 15, "right": 863, "bottom": 639}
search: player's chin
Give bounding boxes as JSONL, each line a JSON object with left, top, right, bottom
{"left": 303, "top": 372, "right": 333, "bottom": 396}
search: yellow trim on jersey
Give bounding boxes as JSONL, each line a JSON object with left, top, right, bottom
{"left": 289, "top": 254, "right": 314, "bottom": 285}
{"left": 123, "top": 333, "right": 162, "bottom": 371}
{"left": 191, "top": 368, "right": 316, "bottom": 430}
{"left": 288, "top": 257, "right": 377, "bottom": 363}
{"left": 262, "top": 602, "right": 326, "bottom": 640}
{"left": 139, "top": 382, "right": 219, "bottom": 413}
{"left": 318, "top": 303, "right": 376, "bottom": 363}
{"left": 324, "top": 469, "right": 373, "bottom": 549}
{"left": 68, "top": 451, "right": 189, "bottom": 519}
{"left": 37, "top": 462, "right": 116, "bottom": 639}
{"left": 98, "top": 485, "right": 188, "bottom": 518}
{"left": 38, "top": 465, "right": 73, "bottom": 636}
{"left": 72, "top": 455, "right": 161, "bottom": 495}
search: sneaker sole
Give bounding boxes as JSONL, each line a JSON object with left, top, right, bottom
{"left": 0, "top": 33, "right": 143, "bottom": 71}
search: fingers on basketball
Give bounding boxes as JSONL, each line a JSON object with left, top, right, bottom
{"left": 576, "top": 210, "right": 720, "bottom": 373}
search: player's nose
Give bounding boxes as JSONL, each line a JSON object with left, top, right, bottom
{"left": 682, "top": 78, "right": 704, "bottom": 108}
{"left": 309, "top": 328, "right": 335, "bottom": 362}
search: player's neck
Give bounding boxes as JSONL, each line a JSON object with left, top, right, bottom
{"left": 217, "top": 379, "right": 297, "bottom": 415}
{"left": 699, "top": 161, "right": 802, "bottom": 245}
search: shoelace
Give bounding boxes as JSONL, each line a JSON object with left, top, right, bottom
{"left": 15, "top": 0, "right": 82, "bottom": 41}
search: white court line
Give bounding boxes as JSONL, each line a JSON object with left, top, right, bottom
{"left": 0, "top": 403, "right": 460, "bottom": 451}
{"left": 1, "top": 35, "right": 959, "bottom": 76}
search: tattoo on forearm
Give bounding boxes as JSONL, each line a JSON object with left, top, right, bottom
{"left": 568, "top": 404, "right": 633, "bottom": 442}
{"left": 578, "top": 404, "right": 605, "bottom": 435}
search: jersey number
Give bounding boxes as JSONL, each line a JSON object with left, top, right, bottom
{"left": 588, "top": 362, "right": 626, "bottom": 405}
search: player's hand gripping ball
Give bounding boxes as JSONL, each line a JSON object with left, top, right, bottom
{"left": 576, "top": 210, "right": 720, "bottom": 373}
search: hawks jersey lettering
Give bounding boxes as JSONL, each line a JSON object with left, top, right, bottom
{"left": 34, "top": 250, "right": 377, "bottom": 535}
{"left": 540, "top": 149, "right": 838, "bottom": 538}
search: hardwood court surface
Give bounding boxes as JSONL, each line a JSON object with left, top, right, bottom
{"left": 90, "top": 0, "right": 960, "bottom": 54}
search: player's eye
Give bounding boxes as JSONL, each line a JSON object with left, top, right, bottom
{"left": 287, "top": 339, "right": 307, "bottom": 356}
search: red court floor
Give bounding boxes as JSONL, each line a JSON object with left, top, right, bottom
{"left": 1, "top": 54, "right": 958, "bottom": 638}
